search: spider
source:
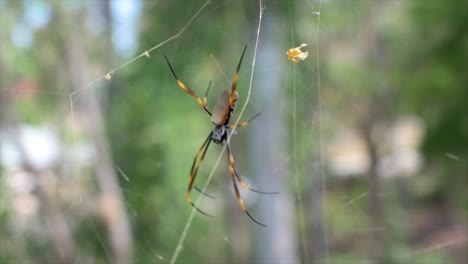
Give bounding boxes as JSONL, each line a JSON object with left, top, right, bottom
{"left": 164, "top": 45, "right": 277, "bottom": 226}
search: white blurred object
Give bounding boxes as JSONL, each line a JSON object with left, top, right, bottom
{"left": 327, "top": 131, "right": 369, "bottom": 177}
{"left": 380, "top": 117, "right": 424, "bottom": 178}
{"left": 1, "top": 124, "right": 60, "bottom": 170}
{"left": 7, "top": 169, "right": 36, "bottom": 193}
{"left": 327, "top": 116, "right": 425, "bottom": 178}
{"left": 13, "top": 192, "right": 40, "bottom": 216}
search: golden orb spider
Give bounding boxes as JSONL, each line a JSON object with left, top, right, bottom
{"left": 164, "top": 45, "right": 277, "bottom": 226}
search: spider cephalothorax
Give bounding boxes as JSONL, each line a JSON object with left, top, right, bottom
{"left": 211, "top": 125, "right": 226, "bottom": 144}
{"left": 164, "top": 45, "right": 277, "bottom": 226}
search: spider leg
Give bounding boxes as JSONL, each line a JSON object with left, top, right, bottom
{"left": 187, "top": 133, "right": 215, "bottom": 218}
{"left": 164, "top": 55, "right": 212, "bottom": 116}
{"left": 203, "top": 80, "right": 211, "bottom": 105}
{"left": 194, "top": 186, "right": 216, "bottom": 199}
{"left": 229, "top": 45, "right": 248, "bottom": 108}
{"left": 230, "top": 112, "right": 261, "bottom": 129}
{"left": 226, "top": 139, "right": 278, "bottom": 194}
{"left": 229, "top": 113, "right": 279, "bottom": 195}
{"left": 233, "top": 169, "right": 279, "bottom": 195}
{"left": 226, "top": 143, "right": 266, "bottom": 227}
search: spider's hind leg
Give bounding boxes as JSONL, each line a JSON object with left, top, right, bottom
{"left": 226, "top": 143, "right": 266, "bottom": 227}
{"left": 234, "top": 170, "right": 279, "bottom": 195}
{"left": 186, "top": 133, "right": 216, "bottom": 218}
{"left": 194, "top": 186, "right": 216, "bottom": 199}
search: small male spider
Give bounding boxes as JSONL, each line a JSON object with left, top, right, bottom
{"left": 164, "top": 45, "right": 277, "bottom": 227}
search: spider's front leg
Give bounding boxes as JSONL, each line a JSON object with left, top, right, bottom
{"left": 163, "top": 55, "right": 212, "bottom": 116}
{"left": 228, "top": 45, "right": 248, "bottom": 108}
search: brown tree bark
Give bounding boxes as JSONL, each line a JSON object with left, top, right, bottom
{"left": 60, "top": 4, "right": 134, "bottom": 263}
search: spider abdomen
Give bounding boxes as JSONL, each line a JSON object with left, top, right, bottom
{"left": 211, "top": 90, "right": 238, "bottom": 126}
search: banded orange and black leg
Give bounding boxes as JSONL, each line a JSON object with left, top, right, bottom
{"left": 164, "top": 55, "right": 212, "bottom": 116}
{"left": 186, "top": 132, "right": 215, "bottom": 217}
{"left": 228, "top": 45, "right": 248, "bottom": 108}
{"left": 229, "top": 112, "right": 261, "bottom": 129}
{"left": 226, "top": 143, "right": 266, "bottom": 227}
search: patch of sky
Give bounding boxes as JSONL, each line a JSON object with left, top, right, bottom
{"left": 11, "top": 0, "right": 52, "bottom": 49}
{"left": 111, "top": 0, "right": 142, "bottom": 57}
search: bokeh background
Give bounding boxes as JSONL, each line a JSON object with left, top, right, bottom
{"left": 1, "top": 0, "right": 467, "bottom": 263}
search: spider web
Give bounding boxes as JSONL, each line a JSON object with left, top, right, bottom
{"left": 1, "top": 0, "right": 467, "bottom": 263}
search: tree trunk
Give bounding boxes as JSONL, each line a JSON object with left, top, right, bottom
{"left": 251, "top": 15, "right": 298, "bottom": 264}
{"left": 62, "top": 5, "right": 134, "bottom": 263}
